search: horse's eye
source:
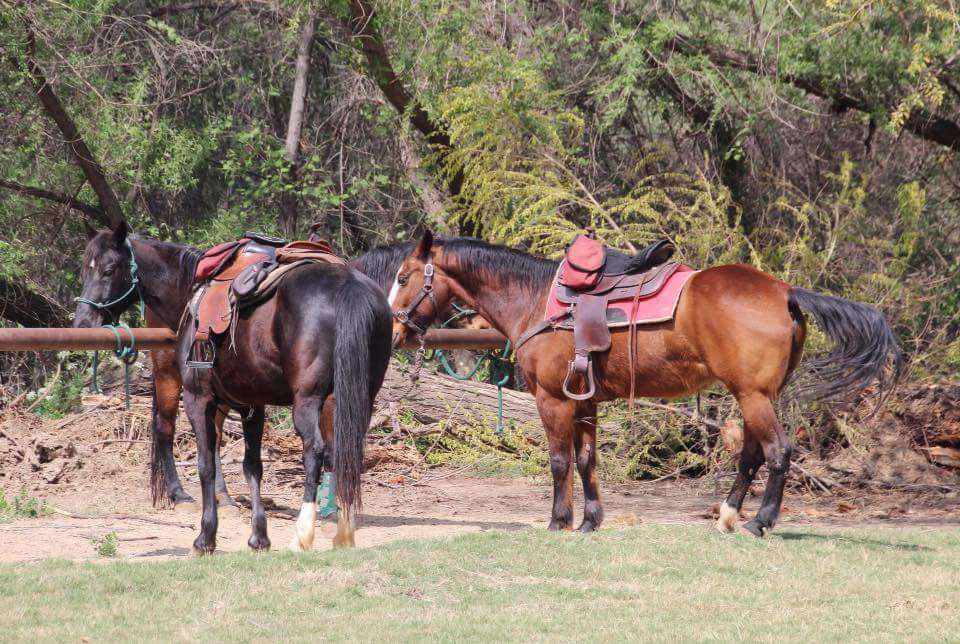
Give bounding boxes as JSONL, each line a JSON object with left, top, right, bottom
{"left": 103, "top": 267, "right": 116, "bottom": 276}
{"left": 398, "top": 274, "right": 408, "bottom": 286}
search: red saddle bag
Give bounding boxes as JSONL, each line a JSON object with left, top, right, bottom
{"left": 559, "top": 233, "right": 606, "bottom": 290}
{"left": 195, "top": 239, "right": 249, "bottom": 282}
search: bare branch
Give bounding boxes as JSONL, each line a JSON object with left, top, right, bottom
{"left": 0, "top": 179, "right": 105, "bottom": 223}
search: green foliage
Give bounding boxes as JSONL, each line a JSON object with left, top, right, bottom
{"left": 0, "top": 489, "right": 51, "bottom": 522}
{"left": 91, "top": 531, "right": 119, "bottom": 558}
{"left": 29, "top": 355, "right": 90, "bottom": 419}
{"left": 419, "top": 419, "right": 547, "bottom": 477}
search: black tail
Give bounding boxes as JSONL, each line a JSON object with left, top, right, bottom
{"left": 332, "top": 277, "right": 392, "bottom": 515}
{"left": 149, "top": 389, "right": 169, "bottom": 508}
{"left": 788, "top": 287, "right": 903, "bottom": 404}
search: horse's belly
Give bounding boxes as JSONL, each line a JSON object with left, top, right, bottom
{"left": 525, "top": 325, "right": 712, "bottom": 401}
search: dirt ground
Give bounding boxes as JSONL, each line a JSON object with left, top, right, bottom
{"left": 2, "top": 395, "right": 959, "bottom": 563}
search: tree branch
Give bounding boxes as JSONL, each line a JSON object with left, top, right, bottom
{"left": 21, "top": 23, "right": 125, "bottom": 227}
{"left": 0, "top": 277, "right": 68, "bottom": 328}
{"left": 0, "top": 179, "right": 105, "bottom": 222}
{"left": 345, "top": 0, "right": 464, "bottom": 199}
{"left": 658, "top": 31, "right": 960, "bottom": 151}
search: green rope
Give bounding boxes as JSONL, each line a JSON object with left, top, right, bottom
{"left": 90, "top": 323, "right": 139, "bottom": 409}
{"left": 432, "top": 305, "right": 514, "bottom": 434}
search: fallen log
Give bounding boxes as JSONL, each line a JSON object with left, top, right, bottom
{"left": 376, "top": 365, "right": 541, "bottom": 429}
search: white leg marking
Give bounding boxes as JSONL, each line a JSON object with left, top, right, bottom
{"left": 386, "top": 267, "right": 402, "bottom": 306}
{"left": 288, "top": 502, "right": 317, "bottom": 552}
{"left": 715, "top": 501, "right": 739, "bottom": 534}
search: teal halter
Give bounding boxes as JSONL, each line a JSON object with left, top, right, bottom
{"left": 76, "top": 238, "right": 145, "bottom": 320}
{"left": 77, "top": 238, "right": 143, "bottom": 410}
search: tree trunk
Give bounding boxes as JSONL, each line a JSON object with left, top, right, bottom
{"left": 344, "top": 0, "right": 478, "bottom": 234}
{"left": 0, "top": 278, "right": 69, "bottom": 328}
{"left": 280, "top": 13, "right": 318, "bottom": 235}
{"left": 22, "top": 26, "right": 125, "bottom": 229}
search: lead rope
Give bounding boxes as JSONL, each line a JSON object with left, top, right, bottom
{"left": 82, "top": 239, "right": 144, "bottom": 408}
{"left": 92, "top": 323, "right": 139, "bottom": 409}
{"left": 431, "top": 305, "right": 514, "bottom": 434}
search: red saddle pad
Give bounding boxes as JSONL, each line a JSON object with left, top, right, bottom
{"left": 545, "top": 265, "right": 696, "bottom": 327}
{"left": 195, "top": 239, "right": 249, "bottom": 282}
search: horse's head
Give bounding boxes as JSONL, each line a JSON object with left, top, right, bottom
{"left": 73, "top": 221, "right": 138, "bottom": 328}
{"left": 389, "top": 230, "right": 462, "bottom": 347}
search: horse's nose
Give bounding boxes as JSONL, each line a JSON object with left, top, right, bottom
{"left": 391, "top": 323, "right": 406, "bottom": 349}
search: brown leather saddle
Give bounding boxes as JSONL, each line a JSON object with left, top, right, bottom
{"left": 517, "top": 230, "right": 677, "bottom": 400}
{"left": 188, "top": 232, "right": 344, "bottom": 368}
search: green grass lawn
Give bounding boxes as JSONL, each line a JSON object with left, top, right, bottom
{"left": 2, "top": 525, "right": 959, "bottom": 642}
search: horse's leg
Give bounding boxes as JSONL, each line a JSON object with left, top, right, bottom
{"left": 716, "top": 430, "right": 764, "bottom": 533}
{"left": 183, "top": 389, "right": 220, "bottom": 555}
{"left": 242, "top": 406, "right": 270, "bottom": 551}
{"left": 320, "top": 395, "right": 335, "bottom": 472}
{"left": 289, "top": 394, "right": 325, "bottom": 552}
{"left": 213, "top": 406, "right": 237, "bottom": 507}
{"left": 574, "top": 402, "right": 604, "bottom": 533}
{"left": 738, "top": 392, "right": 792, "bottom": 537}
{"left": 536, "top": 391, "right": 575, "bottom": 531}
{"left": 150, "top": 350, "right": 193, "bottom": 505}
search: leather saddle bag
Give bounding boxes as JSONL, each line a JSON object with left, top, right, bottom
{"left": 559, "top": 233, "right": 606, "bottom": 290}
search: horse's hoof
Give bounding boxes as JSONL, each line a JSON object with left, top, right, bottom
{"left": 191, "top": 541, "right": 215, "bottom": 557}
{"left": 217, "top": 493, "right": 238, "bottom": 508}
{"left": 193, "top": 534, "right": 217, "bottom": 557}
{"left": 287, "top": 535, "right": 310, "bottom": 552}
{"left": 577, "top": 520, "right": 598, "bottom": 533}
{"left": 548, "top": 517, "right": 573, "bottom": 531}
{"left": 332, "top": 533, "right": 355, "bottom": 549}
{"left": 715, "top": 502, "right": 738, "bottom": 534}
{"left": 172, "top": 491, "right": 195, "bottom": 505}
{"left": 248, "top": 534, "right": 271, "bottom": 552}
{"left": 741, "top": 520, "right": 766, "bottom": 538}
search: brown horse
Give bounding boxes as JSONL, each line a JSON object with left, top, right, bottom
{"left": 388, "top": 232, "right": 902, "bottom": 536}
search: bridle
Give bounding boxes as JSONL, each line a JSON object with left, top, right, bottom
{"left": 76, "top": 238, "right": 144, "bottom": 321}
{"left": 393, "top": 259, "right": 436, "bottom": 336}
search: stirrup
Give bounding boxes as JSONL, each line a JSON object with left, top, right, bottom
{"left": 562, "top": 359, "right": 596, "bottom": 401}
{"left": 187, "top": 339, "right": 216, "bottom": 369}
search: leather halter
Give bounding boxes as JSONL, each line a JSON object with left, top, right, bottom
{"left": 393, "top": 260, "right": 437, "bottom": 336}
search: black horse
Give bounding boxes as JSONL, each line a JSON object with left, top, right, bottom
{"left": 74, "top": 228, "right": 413, "bottom": 510}
{"left": 75, "top": 223, "right": 392, "bottom": 552}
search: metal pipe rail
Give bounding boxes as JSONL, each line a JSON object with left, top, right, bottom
{"left": 0, "top": 327, "right": 509, "bottom": 352}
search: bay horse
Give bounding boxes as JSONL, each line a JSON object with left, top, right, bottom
{"left": 74, "top": 223, "right": 392, "bottom": 551}
{"left": 74, "top": 231, "right": 428, "bottom": 510}
{"left": 388, "top": 232, "right": 902, "bottom": 536}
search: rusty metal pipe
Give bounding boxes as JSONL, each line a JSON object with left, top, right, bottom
{"left": 0, "top": 327, "right": 508, "bottom": 352}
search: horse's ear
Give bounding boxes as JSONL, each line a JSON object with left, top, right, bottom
{"left": 112, "top": 220, "right": 128, "bottom": 246}
{"left": 415, "top": 229, "right": 434, "bottom": 260}
{"left": 82, "top": 219, "right": 97, "bottom": 240}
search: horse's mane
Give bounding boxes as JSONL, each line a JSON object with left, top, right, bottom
{"left": 436, "top": 237, "right": 558, "bottom": 293}
{"left": 129, "top": 234, "right": 202, "bottom": 289}
{"left": 351, "top": 241, "right": 414, "bottom": 291}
